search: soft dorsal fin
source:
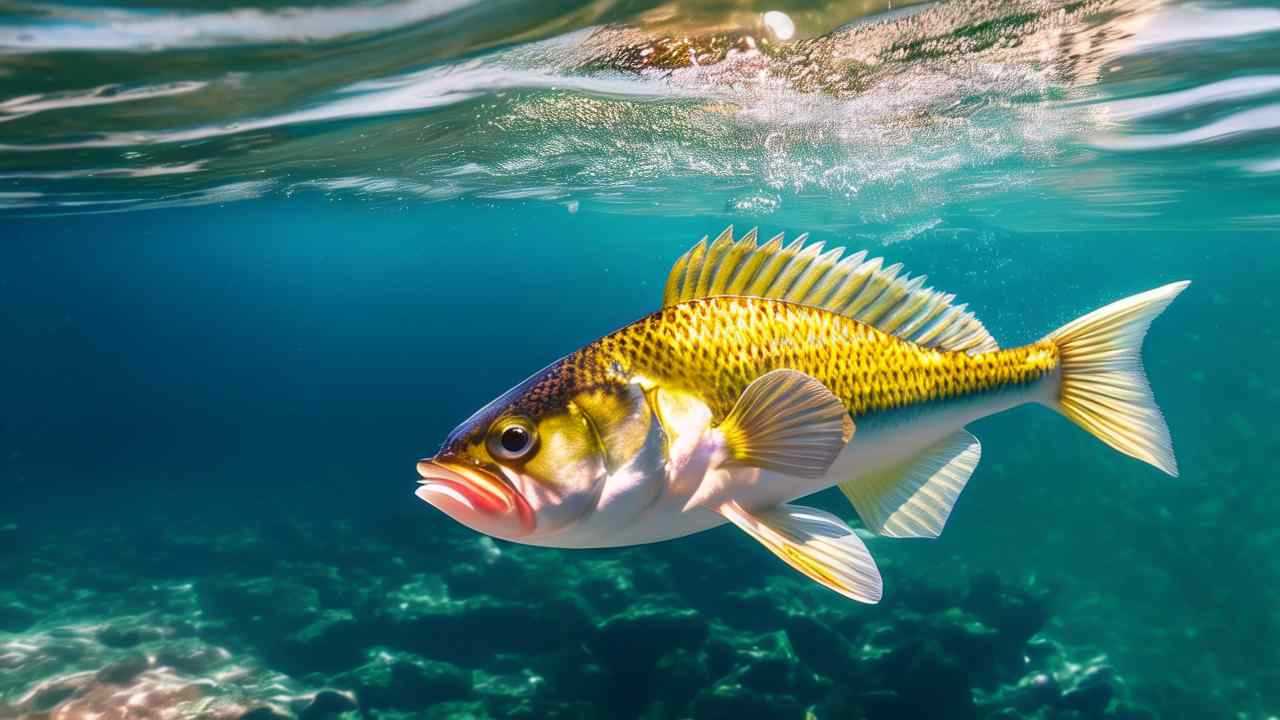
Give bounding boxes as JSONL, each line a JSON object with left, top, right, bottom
{"left": 663, "top": 227, "right": 999, "bottom": 354}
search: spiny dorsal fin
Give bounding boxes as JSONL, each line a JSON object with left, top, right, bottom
{"left": 663, "top": 226, "right": 999, "bottom": 355}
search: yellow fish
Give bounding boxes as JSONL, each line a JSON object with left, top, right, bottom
{"left": 416, "top": 227, "right": 1187, "bottom": 602}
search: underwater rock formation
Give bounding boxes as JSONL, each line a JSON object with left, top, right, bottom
{"left": 0, "top": 517, "right": 1158, "bottom": 720}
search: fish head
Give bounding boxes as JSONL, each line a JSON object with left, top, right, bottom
{"left": 417, "top": 359, "right": 620, "bottom": 542}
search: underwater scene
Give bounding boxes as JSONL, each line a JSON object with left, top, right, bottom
{"left": 2, "top": 0, "right": 1279, "bottom": 718}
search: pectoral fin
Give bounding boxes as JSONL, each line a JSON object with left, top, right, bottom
{"left": 838, "top": 429, "right": 981, "bottom": 538}
{"left": 718, "top": 369, "right": 854, "bottom": 478}
{"left": 719, "top": 501, "right": 882, "bottom": 603}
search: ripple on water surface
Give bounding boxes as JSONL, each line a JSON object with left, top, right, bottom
{"left": 0, "top": 0, "right": 1276, "bottom": 231}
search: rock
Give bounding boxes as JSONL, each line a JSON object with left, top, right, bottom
{"left": 472, "top": 668, "right": 552, "bottom": 717}
{"left": 240, "top": 708, "right": 291, "bottom": 720}
{"left": 570, "top": 559, "right": 641, "bottom": 617}
{"left": 275, "top": 610, "right": 367, "bottom": 674}
{"left": 442, "top": 545, "right": 538, "bottom": 603}
{"left": 30, "top": 683, "right": 79, "bottom": 712}
{"left": 96, "top": 622, "right": 166, "bottom": 648}
{"left": 442, "top": 562, "right": 490, "bottom": 598}
{"left": 963, "top": 572, "right": 1049, "bottom": 652}
{"left": 689, "top": 625, "right": 826, "bottom": 720}
{"left": 281, "top": 562, "right": 350, "bottom": 612}
{"left": 338, "top": 649, "right": 472, "bottom": 710}
{"left": 298, "top": 689, "right": 358, "bottom": 720}
{"left": 1010, "top": 672, "right": 1060, "bottom": 712}
{"left": 1060, "top": 664, "right": 1116, "bottom": 717}
{"left": 94, "top": 653, "right": 151, "bottom": 684}
{"left": 653, "top": 648, "right": 712, "bottom": 712}
{"left": 570, "top": 643, "right": 703, "bottom": 718}
{"left": 731, "top": 630, "right": 811, "bottom": 696}
{"left": 702, "top": 632, "right": 737, "bottom": 682}
{"left": 155, "top": 640, "right": 234, "bottom": 674}
{"left": 19, "top": 671, "right": 238, "bottom": 718}
{"left": 0, "top": 514, "right": 1134, "bottom": 720}
{"left": 815, "top": 686, "right": 876, "bottom": 720}
{"left": 202, "top": 528, "right": 279, "bottom": 575}
{"left": 1109, "top": 704, "right": 1157, "bottom": 720}
{"left": 718, "top": 587, "right": 793, "bottom": 632}
{"left": 423, "top": 700, "right": 496, "bottom": 720}
{"left": 503, "top": 699, "right": 599, "bottom": 720}
{"left": 781, "top": 613, "right": 856, "bottom": 679}
{"left": 691, "top": 680, "right": 804, "bottom": 720}
{"left": 590, "top": 604, "right": 709, "bottom": 676}
{"left": 1024, "top": 635, "right": 1061, "bottom": 666}
{"left": 931, "top": 608, "right": 1001, "bottom": 682}
{"left": 537, "top": 653, "right": 613, "bottom": 709}
{"left": 201, "top": 576, "right": 322, "bottom": 633}
{"left": 891, "top": 575, "right": 956, "bottom": 615}
{"left": 383, "top": 578, "right": 593, "bottom": 664}
{"left": 0, "top": 599, "right": 37, "bottom": 631}
{"left": 867, "top": 637, "right": 976, "bottom": 720}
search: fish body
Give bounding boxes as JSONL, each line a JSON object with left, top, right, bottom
{"left": 481, "top": 295, "right": 1057, "bottom": 549}
{"left": 417, "top": 227, "right": 1187, "bottom": 602}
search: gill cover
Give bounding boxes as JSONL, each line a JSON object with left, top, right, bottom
{"left": 420, "top": 358, "right": 655, "bottom": 540}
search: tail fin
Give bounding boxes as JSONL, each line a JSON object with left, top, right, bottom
{"left": 1044, "top": 281, "right": 1189, "bottom": 477}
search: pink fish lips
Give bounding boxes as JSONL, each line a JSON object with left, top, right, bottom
{"left": 415, "top": 459, "right": 535, "bottom": 539}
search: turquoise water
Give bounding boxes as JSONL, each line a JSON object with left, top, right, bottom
{"left": 2, "top": 1, "right": 1279, "bottom": 719}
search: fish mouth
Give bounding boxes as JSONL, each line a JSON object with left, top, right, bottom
{"left": 415, "top": 458, "right": 535, "bottom": 538}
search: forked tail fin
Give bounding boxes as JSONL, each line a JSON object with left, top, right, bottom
{"left": 1044, "top": 281, "right": 1190, "bottom": 477}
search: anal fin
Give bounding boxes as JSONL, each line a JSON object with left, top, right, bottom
{"left": 838, "top": 430, "right": 981, "bottom": 539}
{"left": 719, "top": 501, "right": 882, "bottom": 603}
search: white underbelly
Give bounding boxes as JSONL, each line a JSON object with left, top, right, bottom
{"left": 522, "top": 382, "right": 1046, "bottom": 549}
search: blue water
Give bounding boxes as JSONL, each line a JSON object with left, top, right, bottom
{"left": 2, "top": 1, "right": 1279, "bottom": 718}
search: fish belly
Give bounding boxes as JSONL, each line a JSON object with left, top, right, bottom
{"left": 529, "top": 380, "right": 1050, "bottom": 549}
{"left": 795, "top": 382, "right": 1048, "bottom": 506}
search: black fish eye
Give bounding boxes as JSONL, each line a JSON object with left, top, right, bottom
{"left": 489, "top": 417, "right": 536, "bottom": 460}
{"left": 501, "top": 425, "right": 530, "bottom": 453}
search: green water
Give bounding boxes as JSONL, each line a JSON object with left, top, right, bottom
{"left": 2, "top": 0, "right": 1279, "bottom": 718}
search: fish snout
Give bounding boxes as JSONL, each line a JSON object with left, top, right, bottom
{"left": 415, "top": 458, "right": 535, "bottom": 539}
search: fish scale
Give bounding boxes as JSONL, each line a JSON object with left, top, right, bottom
{"left": 559, "top": 295, "right": 1061, "bottom": 421}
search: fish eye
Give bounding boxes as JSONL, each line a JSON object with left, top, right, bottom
{"left": 489, "top": 417, "right": 536, "bottom": 460}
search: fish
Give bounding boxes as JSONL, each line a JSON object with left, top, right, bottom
{"left": 416, "top": 227, "right": 1188, "bottom": 602}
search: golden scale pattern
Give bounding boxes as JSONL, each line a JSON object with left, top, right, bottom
{"left": 553, "top": 295, "right": 1062, "bottom": 421}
